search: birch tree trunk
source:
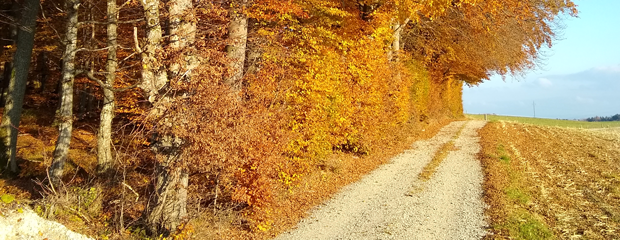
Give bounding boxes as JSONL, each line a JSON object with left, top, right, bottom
{"left": 388, "top": 18, "right": 409, "bottom": 62}
{"left": 225, "top": 0, "right": 248, "bottom": 92}
{"left": 140, "top": 0, "right": 195, "bottom": 235}
{"left": 0, "top": 0, "right": 40, "bottom": 173}
{"left": 49, "top": 0, "right": 79, "bottom": 185}
{"left": 389, "top": 18, "right": 409, "bottom": 87}
{"left": 96, "top": 0, "right": 118, "bottom": 175}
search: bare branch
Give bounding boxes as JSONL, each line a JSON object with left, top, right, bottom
{"left": 113, "top": 83, "right": 140, "bottom": 92}
{"left": 133, "top": 27, "right": 143, "bottom": 53}
{"left": 76, "top": 69, "right": 109, "bottom": 88}
{"left": 76, "top": 69, "right": 140, "bottom": 92}
{"left": 77, "top": 18, "right": 144, "bottom": 27}
{"left": 120, "top": 52, "right": 137, "bottom": 64}
{"left": 75, "top": 46, "right": 111, "bottom": 53}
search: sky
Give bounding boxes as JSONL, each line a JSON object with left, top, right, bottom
{"left": 463, "top": 0, "right": 620, "bottom": 120}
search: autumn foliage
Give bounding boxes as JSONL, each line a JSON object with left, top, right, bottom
{"left": 0, "top": 0, "right": 576, "bottom": 238}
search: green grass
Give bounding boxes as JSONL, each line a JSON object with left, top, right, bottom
{"left": 491, "top": 141, "right": 554, "bottom": 239}
{"left": 505, "top": 187, "right": 530, "bottom": 204}
{"left": 504, "top": 210, "right": 554, "bottom": 240}
{"left": 466, "top": 114, "right": 620, "bottom": 129}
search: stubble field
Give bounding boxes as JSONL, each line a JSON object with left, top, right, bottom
{"left": 479, "top": 121, "right": 620, "bottom": 239}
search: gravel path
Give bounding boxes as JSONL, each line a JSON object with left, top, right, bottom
{"left": 275, "top": 120, "right": 488, "bottom": 240}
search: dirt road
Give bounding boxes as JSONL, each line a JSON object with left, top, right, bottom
{"left": 275, "top": 121, "right": 488, "bottom": 240}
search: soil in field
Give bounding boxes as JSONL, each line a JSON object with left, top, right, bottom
{"left": 467, "top": 114, "right": 620, "bottom": 129}
{"left": 479, "top": 121, "right": 620, "bottom": 239}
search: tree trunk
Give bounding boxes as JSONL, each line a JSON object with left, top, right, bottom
{"left": 0, "top": 62, "right": 13, "bottom": 108}
{"left": 96, "top": 0, "right": 118, "bottom": 175}
{"left": 77, "top": 86, "right": 88, "bottom": 119}
{"left": 49, "top": 0, "right": 79, "bottom": 185}
{"left": 147, "top": 136, "right": 187, "bottom": 235}
{"left": 0, "top": 1, "right": 18, "bottom": 109}
{"left": 35, "top": 51, "right": 48, "bottom": 93}
{"left": 388, "top": 18, "right": 409, "bottom": 62}
{"left": 389, "top": 18, "right": 409, "bottom": 87}
{"left": 140, "top": 0, "right": 194, "bottom": 235}
{"left": 0, "top": 0, "right": 40, "bottom": 173}
{"left": 139, "top": 0, "right": 166, "bottom": 103}
{"left": 225, "top": 0, "right": 248, "bottom": 92}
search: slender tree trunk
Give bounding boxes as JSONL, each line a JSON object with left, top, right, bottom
{"left": 77, "top": 86, "right": 87, "bottom": 119}
{"left": 388, "top": 18, "right": 409, "bottom": 62}
{"left": 389, "top": 18, "right": 409, "bottom": 88}
{"left": 36, "top": 51, "right": 48, "bottom": 93}
{"left": 225, "top": 0, "right": 248, "bottom": 92}
{"left": 96, "top": 0, "right": 118, "bottom": 175}
{"left": 0, "top": 62, "right": 12, "bottom": 108}
{"left": 140, "top": 0, "right": 195, "bottom": 235}
{"left": 49, "top": 0, "right": 79, "bottom": 185}
{"left": 0, "top": 0, "right": 40, "bottom": 173}
{"left": 0, "top": 1, "right": 18, "bottom": 109}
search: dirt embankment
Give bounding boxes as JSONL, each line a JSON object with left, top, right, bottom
{"left": 479, "top": 122, "right": 620, "bottom": 239}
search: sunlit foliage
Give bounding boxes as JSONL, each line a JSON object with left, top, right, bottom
{"left": 2, "top": 0, "right": 576, "bottom": 237}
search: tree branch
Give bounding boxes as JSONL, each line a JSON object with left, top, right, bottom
{"left": 75, "top": 46, "right": 111, "bottom": 53}
{"left": 113, "top": 83, "right": 140, "bottom": 92}
{"left": 76, "top": 69, "right": 110, "bottom": 88}
{"left": 134, "top": 27, "right": 143, "bottom": 53}
{"left": 76, "top": 69, "right": 140, "bottom": 92}
{"left": 77, "top": 18, "right": 144, "bottom": 27}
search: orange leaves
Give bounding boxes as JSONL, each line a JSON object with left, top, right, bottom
{"left": 404, "top": 0, "right": 577, "bottom": 84}
{"left": 249, "top": 0, "right": 307, "bottom": 22}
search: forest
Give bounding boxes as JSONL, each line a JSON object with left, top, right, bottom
{"left": 586, "top": 114, "right": 620, "bottom": 122}
{"left": 0, "top": 0, "right": 576, "bottom": 238}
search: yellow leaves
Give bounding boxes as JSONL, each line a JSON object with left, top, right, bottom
{"left": 320, "top": 6, "right": 352, "bottom": 18}
{"left": 371, "top": 26, "right": 393, "bottom": 43}
{"left": 276, "top": 19, "right": 413, "bottom": 163}
{"left": 256, "top": 28, "right": 275, "bottom": 37}
{"left": 256, "top": 222, "right": 272, "bottom": 232}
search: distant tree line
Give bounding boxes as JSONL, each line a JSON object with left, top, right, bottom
{"left": 586, "top": 114, "right": 620, "bottom": 122}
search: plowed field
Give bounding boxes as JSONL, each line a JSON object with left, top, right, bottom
{"left": 479, "top": 122, "right": 620, "bottom": 239}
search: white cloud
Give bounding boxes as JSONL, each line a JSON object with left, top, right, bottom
{"left": 538, "top": 78, "right": 553, "bottom": 88}
{"left": 575, "top": 96, "right": 595, "bottom": 104}
{"left": 594, "top": 64, "right": 620, "bottom": 73}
